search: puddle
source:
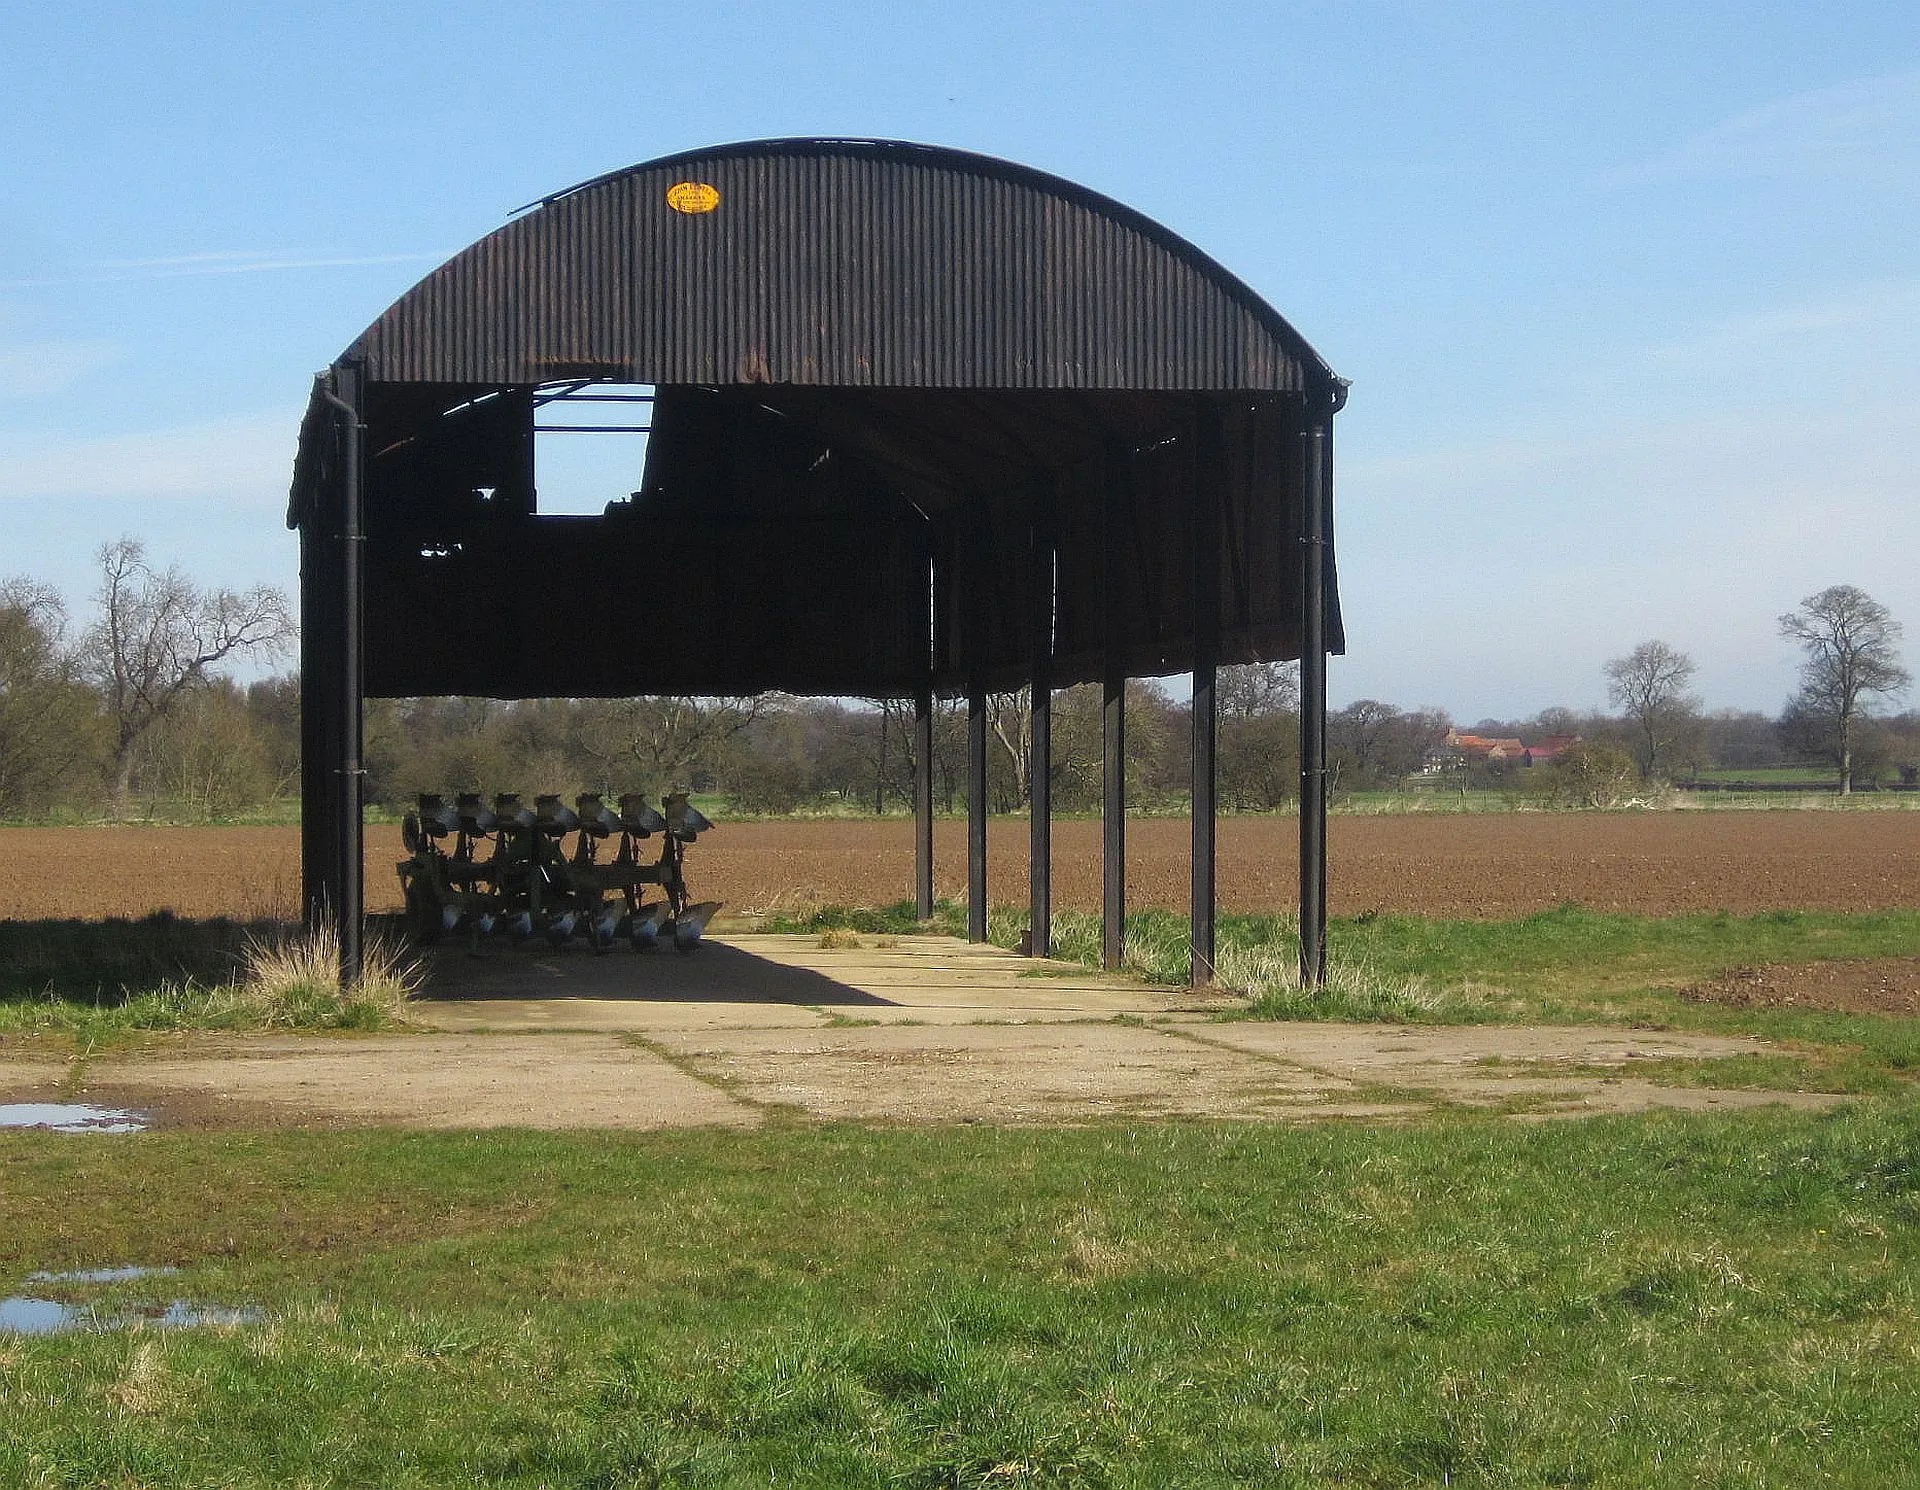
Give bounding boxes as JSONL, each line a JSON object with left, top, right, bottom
{"left": 0, "top": 1103, "right": 149, "bottom": 1134}
{"left": 0, "top": 1296, "right": 261, "bottom": 1335}
{"left": 30, "top": 1266, "right": 176, "bottom": 1285}
{"left": 2, "top": 1264, "right": 258, "bottom": 1336}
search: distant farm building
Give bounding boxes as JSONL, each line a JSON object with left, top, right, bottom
{"left": 1426, "top": 728, "right": 1580, "bottom": 773}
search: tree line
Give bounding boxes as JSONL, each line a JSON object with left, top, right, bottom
{"left": 1589, "top": 586, "right": 1913, "bottom": 796}
{"left": 1, "top": 545, "right": 1909, "bottom": 820}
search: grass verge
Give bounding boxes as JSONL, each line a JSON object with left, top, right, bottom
{"left": 0, "top": 913, "right": 419, "bottom": 1038}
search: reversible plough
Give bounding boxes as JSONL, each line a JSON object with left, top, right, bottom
{"left": 398, "top": 791, "right": 718, "bottom": 952}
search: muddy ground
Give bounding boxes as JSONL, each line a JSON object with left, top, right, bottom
{"left": 4, "top": 809, "right": 1917, "bottom": 921}
{"left": 1682, "top": 955, "right": 1920, "bottom": 1015}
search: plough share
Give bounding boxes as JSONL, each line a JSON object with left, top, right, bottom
{"left": 398, "top": 791, "right": 719, "bottom": 952}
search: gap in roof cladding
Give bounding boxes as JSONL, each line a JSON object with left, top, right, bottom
{"left": 533, "top": 383, "right": 655, "bottom": 516}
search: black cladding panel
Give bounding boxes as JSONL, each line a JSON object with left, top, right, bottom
{"left": 296, "top": 138, "right": 1345, "bottom": 701}
{"left": 347, "top": 139, "right": 1328, "bottom": 393}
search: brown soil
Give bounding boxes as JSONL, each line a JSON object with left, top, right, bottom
{"left": 3, "top": 810, "right": 1915, "bottom": 922}
{"left": 1680, "top": 957, "right": 1920, "bottom": 1015}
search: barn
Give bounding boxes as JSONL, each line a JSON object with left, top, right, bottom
{"left": 288, "top": 138, "right": 1346, "bottom": 984}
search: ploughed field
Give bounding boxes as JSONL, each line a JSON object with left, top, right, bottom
{"left": 1, "top": 809, "right": 1914, "bottom": 921}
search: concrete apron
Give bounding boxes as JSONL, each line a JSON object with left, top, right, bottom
{"left": 416, "top": 932, "right": 1228, "bottom": 1031}
{"left": 25, "top": 935, "right": 1841, "bottom": 1131}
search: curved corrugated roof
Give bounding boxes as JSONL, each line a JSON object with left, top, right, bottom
{"left": 343, "top": 137, "right": 1333, "bottom": 391}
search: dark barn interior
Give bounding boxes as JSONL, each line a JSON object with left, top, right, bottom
{"left": 289, "top": 138, "right": 1346, "bottom": 985}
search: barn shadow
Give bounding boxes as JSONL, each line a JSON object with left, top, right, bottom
{"left": 415, "top": 936, "right": 898, "bottom": 1008}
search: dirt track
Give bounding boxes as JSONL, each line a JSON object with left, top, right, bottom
{"left": 1, "top": 809, "right": 1915, "bottom": 922}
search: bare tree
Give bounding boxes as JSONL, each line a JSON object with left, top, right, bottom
{"left": 1218, "top": 660, "right": 1299, "bottom": 722}
{"left": 927, "top": 695, "right": 969, "bottom": 812}
{"left": 988, "top": 690, "right": 1033, "bottom": 810}
{"left": 1217, "top": 662, "right": 1301, "bottom": 810}
{"left": 79, "top": 539, "right": 295, "bottom": 818}
{"left": 1329, "top": 700, "right": 1450, "bottom": 790}
{"left": 137, "top": 678, "right": 274, "bottom": 820}
{"left": 1604, "top": 640, "right": 1700, "bottom": 781}
{"left": 571, "top": 694, "right": 773, "bottom": 795}
{"left": 854, "top": 697, "right": 920, "bottom": 813}
{"left": 1780, "top": 586, "right": 1910, "bottom": 794}
{"left": 0, "top": 579, "right": 103, "bottom": 814}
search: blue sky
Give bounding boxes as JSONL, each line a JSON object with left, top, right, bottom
{"left": 2, "top": 2, "right": 1915, "bottom": 721}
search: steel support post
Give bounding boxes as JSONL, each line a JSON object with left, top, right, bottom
{"left": 316, "top": 362, "right": 366, "bottom": 989}
{"left": 1299, "top": 397, "right": 1332, "bottom": 989}
{"left": 913, "top": 681, "right": 935, "bottom": 920}
{"left": 967, "top": 682, "right": 987, "bottom": 941}
{"left": 1102, "top": 671, "right": 1126, "bottom": 970}
{"left": 297, "top": 516, "right": 334, "bottom": 932}
{"left": 1028, "top": 493, "right": 1053, "bottom": 959}
{"left": 1190, "top": 403, "right": 1223, "bottom": 986}
{"left": 1101, "top": 447, "right": 1128, "bottom": 971}
{"left": 965, "top": 506, "right": 989, "bottom": 942}
{"left": 1030, "top": 682, "right": 1051, "bottom": 958}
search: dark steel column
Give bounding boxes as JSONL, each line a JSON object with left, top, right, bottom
{"left": 965, "top": 504, "right": 989, "bottom": 942}
{"left": 1101, "top": 447, "right": 1128, "bottom": 971}
{"left": 967, "top": 682, "right": 987, "bottom": 941}
{"left": 1028, "top": 493, "right": 1053, "bottom": 959}
{"left": 1103, "top": 671, "right": 1125, "bottom": 970}
{"left": 1190, "top": 404, "right": 1223, "bottom": 986}
{"left": 298, "top": 516, "right": 334, "bottom": 932}
{"left": 913, "top": 682, "right": 934, "bottom": 920}
{"left": 1299, "top": 394, "right": 1332, "bottom": 989}
{"left": 317, "top": 361, "right": 365, "bottom": 988}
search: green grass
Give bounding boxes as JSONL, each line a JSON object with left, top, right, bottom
{"left": 4, "top": 1109, "right": 1920, "bottom": 1486}
{"left": 0, "top": 914, "right": 417, "bottom": 1038}
{"left": 6, "top": 903, "right": 1920, "bottom": 1479}
{"left": 770, "top": 902, "right": 1920, "bottom": 992}
{"left": 1681, "top": 765, "right": 1908, "bottom": 789}
{"left": 1322, "top": 904, "right": 1920, "bottom": 992}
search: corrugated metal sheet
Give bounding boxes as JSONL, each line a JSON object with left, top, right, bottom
{"left": 292, "top": 138, "right": 1346, "bottom": 701}
{"left": 347, "top": 139, "right": 1329, "bottom": 391}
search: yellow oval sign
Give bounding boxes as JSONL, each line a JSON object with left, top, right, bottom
{"left": 666, "top": 181, "right": 721, "bottom": 215}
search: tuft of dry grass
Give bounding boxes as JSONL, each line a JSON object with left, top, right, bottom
{"left": 104, "top": 1339, "right": 174, "bottom": 1416}
{"left": 233, "top": 921, "right": 422, "bottom": 1028}
{"left": 1059, "top": 1207, "right": 1138, "bottom": 1282}
{"left": 815, "top": 927, "right": 864, "bottom": 950}
{"left": 1214, "top": 937, "right": 1457, "bottom": 1023}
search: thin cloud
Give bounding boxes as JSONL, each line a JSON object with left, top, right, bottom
{"left": 1597, "top": 67, "right": 1920, "bottom": 187}
{"left": 0, "top": 410, "right": 300, "bottom": 503}
{"left": 0, "top": 337, "right": 120, "bottom": 398}
{"left": 0, "top": 250, "right": 444, "bottom": 290}
{"left": 1337, "top": 397, "right": 1920, "bottom": 717}
{"left": 1647, "top": 279, "right": 1920, "bottom": 365}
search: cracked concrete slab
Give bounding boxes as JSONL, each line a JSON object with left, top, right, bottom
{"left": 649, "top": 1021, "right": 1354, "bottom": 1124}
{"left": 74, "top": 1034, "right": 758, "bottom": 1131}
{"left": 0, "top": 936, "right": 1854, "bottom": 1130}
{"left": 1502, "top": 1080, "right": 1843, "bottom": 1117}
{"left": 1182, "top": 1024, "right": 1842, "bottom": 1116}
{"left": 1188, "top": 1022, "right": 1768, "bottom": 1072}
